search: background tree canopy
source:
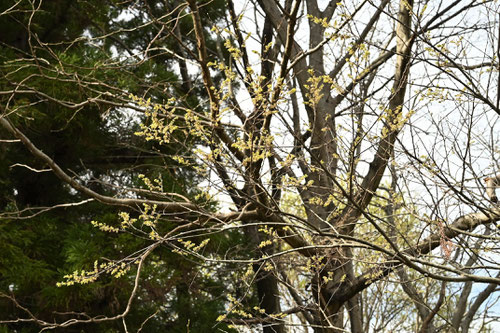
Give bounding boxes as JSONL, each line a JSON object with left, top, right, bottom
{"left": 1, "top": 0, "right": 499, "bottom": 332}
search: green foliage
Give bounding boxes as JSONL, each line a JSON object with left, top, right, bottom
{"left": 0, "top": 1, "right": 238, "bottom": 332}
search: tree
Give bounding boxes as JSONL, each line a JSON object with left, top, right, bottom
{"left": 1, "top": 0, "right": 500, "bottom": 332}
{"left": 0, "top": 0, "right": 234, "bottom": 332}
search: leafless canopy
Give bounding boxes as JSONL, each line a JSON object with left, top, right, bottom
{"left": 1, "top": 0, "right": 500, "bottom": 332}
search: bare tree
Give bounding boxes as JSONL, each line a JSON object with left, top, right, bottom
{"left": 1, "top": 0, "right": 500, "bottom": 332}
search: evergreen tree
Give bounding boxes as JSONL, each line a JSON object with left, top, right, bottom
{"left": 0, "top": 1, "right": 236, "bottom": 331}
